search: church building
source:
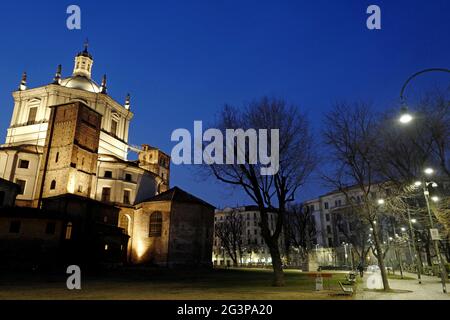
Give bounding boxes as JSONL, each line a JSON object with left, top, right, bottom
{"left": 0, "top": 44, "right": 214, "bottom": 268}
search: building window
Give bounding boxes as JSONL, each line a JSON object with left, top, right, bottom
{"left": 78, "top": 185, "right": 83, "bottom": 193}
{"left": 55, "top": 152, "right": 59, "bottom": 163}
{"left": 9, "top": 221, "right": 21, "bottom": 233}
{"left": 125, "top": 173, "right": 132, "bottom": 182}
{"left": 50, "top": 180, "right": 56, "bottom": 190}
{"left": 104, "top": 171, "right": 112, "bottom": 178}
{"left": 324, "top": 202, "right": 329, "bottom": 209}
{"left": 123, "top": 190, "right": 131, "bottom": 205}
{"left": 101, "top": 187, "right": 111, "bottom": 202}
{"left": 15, "top": 179, "right": 26, "bottom": 195}
{"left": 27, "top": 107, "right": 37, "bottom": 125}
{"left": 326, "top": 214, "right": 330, "bottom": 222}
{"left": 18, "top": 159, "right": 30, "bottom": 169}
{"left": 45, "top": 222, "right": 56, "bottom": 235}
{"left": 111, "top": 119, "right": 118, "bottom": 137}
{"left": 327, "top": 225, "right": 332, "bottom": 234}
{"left": 65, "top": 222, "right": 73, "bottom": 240}
{"left": 149, "top": 212, "right": 162, "bottom": 237}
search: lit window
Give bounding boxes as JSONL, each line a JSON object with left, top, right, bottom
{"left": 149, "top": 212, "right": 162, "bottom": 237}
{"left": 65, "top": 222, "right": 73, "bottom": 240}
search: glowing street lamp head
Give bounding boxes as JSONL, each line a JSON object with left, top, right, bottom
{"left": 431, "top": 196, "right": 439, "bottom": 203}
{"left": 401, "top": 227, "right": 406, "bottom": 232}
{"left": 410, "top": 218, "right": 417, "bottom": 224}
{"left": 377, "top": 199, "right": 385, "bottom": 205}
{"left": 399, "top": 113, "right": 413, "bottom": 124}
{"left": 424, "top": 168, "right": 434, "bottom": 175}
{"left": 414, "top": 181, "right": 422, "bottom": 187}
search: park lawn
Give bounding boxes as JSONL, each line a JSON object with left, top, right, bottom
{"left": 0, "top": 268, "right": 354, "bottom": 300}
{"left": 387, "top": 274, "right": 415, "bottom": 280}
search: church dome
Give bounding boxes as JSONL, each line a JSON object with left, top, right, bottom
{"left": 60, "top": 75, "right": 101, "bottom": 93}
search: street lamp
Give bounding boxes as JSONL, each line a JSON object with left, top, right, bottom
{"left": 398, "top": 68, "right": 450, "bottom": 124}
{"left": 421, "top": 169, "right": 447, "bottom": 293}
{"left": 431, "top": 196, "right": 439, "bottom": 203}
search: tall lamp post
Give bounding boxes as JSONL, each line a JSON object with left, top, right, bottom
{"left": 406, "top": 208, "right": 422, "bottom": 284}
{"left": 419, "top": 169, "right": 447, "bottom": 293}
{"left": 397, "top": 68, "right": 449, "bottom": 293}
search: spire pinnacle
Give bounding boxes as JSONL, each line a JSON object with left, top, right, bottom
{"left": 125, "top": 93, "right": 131, "bottom": 110}
{"left": 53, "top": 64, "right": 62, "bottom": 84}
{"left": 83, "top": 38, "right": 89, "bottom": 52}
{"left": 19, "top": 71, "right": 27, "bottom": 91}
{"left": 100, "top": 74, "right": 107, "bottom": 94}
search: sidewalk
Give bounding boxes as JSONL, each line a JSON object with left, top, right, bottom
{"left": 356, "top": 272, "right": 450, "bottom": 300}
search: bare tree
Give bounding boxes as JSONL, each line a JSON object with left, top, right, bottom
{"left": 322, "top": 102, "right": 391, "bottom": 290}
{"left": 215, "top": 209, "right": 245, "bottom": 267}
{"left": 283, "top": 203, "right": 317, "bottom": 270}
{"left": 333, "top": 206, "right": 371, "bottom": 267}
{"left": 206, "top": 97, "right": 316, "bottom": 286}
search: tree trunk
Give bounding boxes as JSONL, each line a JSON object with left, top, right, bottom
{"left": 267, "top": 239, "right": 285, "bottom": 286}
{"left": 372, "top": 224, "right": 390, "bottom": 291}
{"left": 425, "top": 244, "right": 433, "bottom": 266}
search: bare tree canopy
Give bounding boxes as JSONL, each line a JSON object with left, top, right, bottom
{"left": 207, "top": 97, "right": 316, "bottom": 286}
{"left": 323, "top": 101, "right": 391, "bottom": 290}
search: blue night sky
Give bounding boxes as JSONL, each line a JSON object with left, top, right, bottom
{"left": 0, "top": 1, "right": 449, "bottom": 208}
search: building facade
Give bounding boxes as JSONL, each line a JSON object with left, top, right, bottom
{"left": 0, "top": 44, "right": 214, "bottom": 269}
{"left": 0, "top": 44, "right": 169, "bottom": 209}
{"left": 212, "top": 206, "right": 284, "bottom": 267}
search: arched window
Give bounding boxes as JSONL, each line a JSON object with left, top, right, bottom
{"left": 50, "top": 180, "right": 56, "bottom": 190}
{"left": 65, "top": 222, "right": 73, "bottom": 240}
{"left": 149, "top": 212, "right": 162, "bottom": 237}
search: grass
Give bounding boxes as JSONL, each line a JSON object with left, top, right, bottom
{"left": 387, "top": 274, "right": 415, "bottom": 280}
{"left": 0, "top": 268, "right": 355, "bottom": 300}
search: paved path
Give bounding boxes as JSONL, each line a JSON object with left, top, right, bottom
{"left": 356, "top": 272, "right": 450, "bottom": 300}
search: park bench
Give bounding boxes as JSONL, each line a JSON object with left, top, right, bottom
{"left": 345, "top": 272, "right": 357, "bottom": 285}
{"left": 338, "top": 281, "right": 354, "bottom": 296}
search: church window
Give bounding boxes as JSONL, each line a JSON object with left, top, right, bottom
{"left": 18, "top": 159, "right": 29, "bottom": 169}
{"left": 123, "top": 190, "right": 131, "bottom": 205}
{"left": 27, "top": 107, "right": 37, "bottom": 125}
{"left": 104, "top": 171, "right": 112, "bottom": 178}
{"left": 50, "top": 180, "right": 56, "bottom": 190}
{"left": 101, "top": 187, "right": 111, "bottom": 202}
{"left": 125, "top": 173, "right": 132, "bottom": 182}
{"left": 65, "top": 222, "right": 73, "bottom": 240}
{"left": 45, "top": 222, "right": 56, "bottom": 235}
{"left": 55, "top": 152, "right": 59, "bottom": 163}
{"left": 15, "top": 179, "right": 26, "bottom": 195}
{"left": 111, "top": 119, "right": 118, "bottom": 137}
{"left": 149, "top": 212, "right": 162, "bottom": 237}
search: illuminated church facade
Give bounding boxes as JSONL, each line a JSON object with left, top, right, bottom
{"left": 0, "top": 44, "right": 214, "bottom": 268}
